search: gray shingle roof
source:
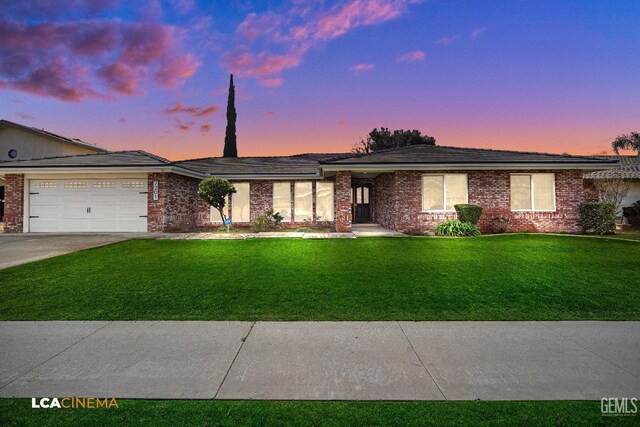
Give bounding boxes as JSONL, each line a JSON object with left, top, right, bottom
{"left": 321, "top": 145, "right": 618, "bottom": 165}
{"left": 0, "top": 119, "right": 108, "bottom": 153}
{"left": 0, "top": 150, "right": 171, "bottom": 168}
{"left": 176, "top": 153, "right": 347, "bottom": 175}
{"left": 584, "top": 155, "right": 640, "bottom": 179}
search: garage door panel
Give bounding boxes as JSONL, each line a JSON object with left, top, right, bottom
{"left": 29, "top": 179, "right": 148, "bottom": 232}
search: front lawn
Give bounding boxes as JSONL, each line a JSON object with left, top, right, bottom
{"left": 0, "top": 235, "right": 638, "bottom": 320}
{"left": 0, "top": 399, "right": 629, "bottom": 427}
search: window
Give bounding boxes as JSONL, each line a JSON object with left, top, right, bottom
{"left": 64, "top": 181, "right": 87, "bottom": 189}
{"left": 316, "top": 182, "right": 334, "bottom": 221}
{"left": 294, "top": 182, "right": 313, "bottom": 222}
{"left": 232, "top": 183, "right": 250, "bottom": 222}
{"left": 422, "top": 174, "right": 468, "bottom": 211}
{"left": 122, "top": 181, "right": 145, "bottom": 188}
{"left": 210, "top": 195, "right": 229, "bottom": 223}
{"left": 37, "top": 182, "right": 57, "bottom": 189}
{"left": 510, "top": 173, "right": 555, "bottom": 211}
{"left": 93, "top": 181, "right": 115, "bottom": 189}
{"left": 273, "top": 182, "right": 292, "bottom": 222}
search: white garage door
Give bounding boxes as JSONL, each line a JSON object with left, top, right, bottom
{"left": 29, "top": 179, "right": 148, "bottom": 232}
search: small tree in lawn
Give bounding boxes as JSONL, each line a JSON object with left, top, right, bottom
{"left": 198, "top": 178, "right": 236, "bottom": 226}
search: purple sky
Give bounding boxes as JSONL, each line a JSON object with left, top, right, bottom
{"left": 1, "top": 0, "right": 638, "bottom": 160}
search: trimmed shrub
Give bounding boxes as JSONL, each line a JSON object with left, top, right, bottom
{"left": 491, "top": 217, "right": 509, "bottom": 234}
{"left": 622, "top": 200, "right": 640, "bottom": 227}
{"left": 435, "top": 219, "right": 480, "bottom": 237}
{"left": 579, "top": 202, "right": 616, "bottom": 235}
{"left": 250, "top": 215, "right": 272, "bottom": 232}
{"left": 454, "top": 204, "right": 483, "bottom": 225}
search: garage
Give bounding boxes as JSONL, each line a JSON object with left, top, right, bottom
{"left": 29, "top": 178, "right": 148, "bottom": 232}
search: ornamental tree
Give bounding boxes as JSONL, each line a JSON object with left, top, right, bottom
{"left": 198, "top": 178, "right": 236, "bottom": 224}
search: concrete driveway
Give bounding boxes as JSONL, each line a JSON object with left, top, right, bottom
{"left": 0, "top": 321, "right": 638, "bottom": 400}
{"left": 0, "top": 233, "right": 154, "bottom": 270}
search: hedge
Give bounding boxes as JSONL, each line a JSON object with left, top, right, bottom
{"left": 454, "top": 204, "right": 483, "bottom": 225}
{"left": 578, "top": 202, "right": 616, "bottom": 235}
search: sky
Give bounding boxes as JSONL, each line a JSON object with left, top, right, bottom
{"left": 0, "top": 0, "right": 639, "bottom": 160}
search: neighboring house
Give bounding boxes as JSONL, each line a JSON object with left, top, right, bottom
{"left": 0, "top": 145, "right": 616, "bottom": 234}
{"left": 0, "top": 120, "right": 107, "bottom": 226}
{"left": 584, "top": 155, "right": 640, "bottom": 215}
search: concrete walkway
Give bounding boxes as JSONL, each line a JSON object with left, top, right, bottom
{"left": 0, "top": 321, "right": 638, "bottom": 400}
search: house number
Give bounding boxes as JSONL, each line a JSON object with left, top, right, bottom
{"left": 153, "top": 180, "right": 159, "bottom": 200}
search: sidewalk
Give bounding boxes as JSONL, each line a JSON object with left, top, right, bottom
{"left": 0, "top": 321, "right": 638, "bottom": 400}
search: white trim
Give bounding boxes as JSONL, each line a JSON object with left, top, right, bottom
{"left": 421, "top": 173, "right": 468, "bottom": 213}
{"left": 510, "top": 173, "right": 556, "bottom": 212}
{"left": 0, "top": 165, "right": 201, "bottom": 179}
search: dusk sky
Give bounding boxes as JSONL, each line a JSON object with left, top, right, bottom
{"left": 1, "top": 0, "right": 639, "bottom": 160}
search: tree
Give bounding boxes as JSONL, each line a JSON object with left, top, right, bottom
{"left": 592, "top": 179, "right": 631, "bottom": 213}
{"left": 611, "top": 132, "right": 640, "bottom": 154}
{"left": 352, "top": 127, "right": 436, "bottom": 153}
{"left": 223, "top": 74, "right": 238, "bottom": 157}
{"left": 198, "top": 178, "right": 236, "bottom": 224}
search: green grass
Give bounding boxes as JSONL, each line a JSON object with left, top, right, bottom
{"left": 0, "top": 235, "right": 638, "bottom": 321}
{"left": 1, "top": 399, "right": 636, "bottom": 426}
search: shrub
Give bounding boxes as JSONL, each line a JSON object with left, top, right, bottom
{"left": 435, "top": 219, "right": 480, "bottom": 237}
{"left": 250, "top": 215, "right": 272, "bottom": 232}
{"left": 454, "top": 204, "right": 483, "bottom": 225}
{"left": 579, "top": 202, "right": 616, "bottom": 235}
{"left": 491, "top": 217, "right": 509, "bottom": 234}
{"left": 296, "top": 227, "right": 313, "bottom": 232}
{"left": 622, "top": 200, "right": 640, "bottom": 227}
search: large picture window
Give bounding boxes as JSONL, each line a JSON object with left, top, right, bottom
{"left": 510, "top": 173, "right": 555, "bottom": 211}
{"left": 294, "top": 182, "right": 313, "bottom": 222}
{"left": 232, "top": 183, "right": 250, "bottom": 222}
{"left": 422, "top": 174, "right": 468, "bottom": 211}
{"left": 316, "top": 182, "right": 334, "bottom": 221}
{"left": 273, "top": 182, "right": 292, "bottom": 222}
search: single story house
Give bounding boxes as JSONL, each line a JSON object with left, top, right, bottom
{"left": 0, "top": 120, "right": 107, "bottom": 225}
{"left": 0, "top": 144, "right": 617, "bottom": 234}
{"left": 584, "top": 155, "right": 640, "bottom": 215}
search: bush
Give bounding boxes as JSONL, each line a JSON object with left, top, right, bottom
{"left": 435, "top": 219, "right": 480, "bottom": 237}
{"left": 250, "top": 215, "right": 272, "bottom": 232}
{"left": 622, "top": 200, "right": 640, "bottom": 227}
{"left": 296, "top": 227, "right": 313, "bottom": 232}
{"left": 491, "top": 217, "right": 509, "bottom": 234}
{"left": 579, "top": 202, "right": 616, "bottom": 235}
{"left": 454, "top": 204, "right": 483, "bottom": 225}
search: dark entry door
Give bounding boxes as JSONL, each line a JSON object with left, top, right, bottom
{"left": 353, "top": 185, "right": 372, "bottom": 223}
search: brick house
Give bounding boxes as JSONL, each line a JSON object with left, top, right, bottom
{"left": 0, "top": 145, "right": 616, "bottom": 234}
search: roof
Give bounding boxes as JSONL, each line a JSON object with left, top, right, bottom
{"left": 584, "top": 155, "right": 640, "bottom": 179}
{"left": 176, "top": 153, "right": 347, "bottom": 176}
{"left": 0, "top": 150, "right": 171, "bottom": 168}
{"left": 321, "top": 145, "right": 617, "bottom": 165}
{"left": 0, "top": 119, "right": 108, "bottom": 153}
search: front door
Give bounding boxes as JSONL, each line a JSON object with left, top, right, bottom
{"left": 353, "top": 185, "right": 372, "bottom": 223}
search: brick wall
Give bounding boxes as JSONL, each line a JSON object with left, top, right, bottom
{"left": 388, "top": 170, "right": 585, "bottom": 233}
{"left": 147, "top": 172, "right": 200, "bottom": 232}
{"left": 373, "top": 173, "right": 395, "bottom": 229}
{"left": 335, "top": 171, "right": 352, "bottom": 232}
{"left": 3, "top": 174, "right": 24, "bottom": 233}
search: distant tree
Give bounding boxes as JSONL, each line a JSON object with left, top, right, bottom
{"left": 353, "top": 127, "right": 436, "bottom": 153}
{"left": 198, "top": 178, "right": 236, "bottom": 224}
{"left": 223, "top": 74, "right": 238, "bottom": 157}
{"left": 611, "top": 132, "right": 640, "bottom": 154}
{"left": 593, "top": 179, "right": 631, "bottom": 213}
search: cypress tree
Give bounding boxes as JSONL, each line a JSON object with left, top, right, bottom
{"left": 223, "top": 74, "right": 238, "bottom": 157}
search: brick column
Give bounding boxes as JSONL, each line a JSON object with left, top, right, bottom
{"left": 147, "top": 173, "right": 165, "bottom": 232}
{"left": 4, "top": 174, "right": 24, "bottom": 233}
{"left": 335, "top": 171, "right": 352, "bottom": 232}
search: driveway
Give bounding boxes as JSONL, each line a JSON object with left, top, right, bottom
{"left": 0, "top": 233, "right": 154, "bottom": 270}
{"left": 0, "top": 321, "right": 638, "bottom": 400}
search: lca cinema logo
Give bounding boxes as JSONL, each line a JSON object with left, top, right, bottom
{"left": 31, "top": 397, "right": 119, "bottom": 409}
{"left": 601, "top": 397, "right": 637, "bottom": 416}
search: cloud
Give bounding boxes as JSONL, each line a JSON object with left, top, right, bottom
{"left": 0, "top": 11, "right": 198, "bottom": 101}
{"left": 349, "top": 63, "right": 374, "bottom": 73}
{"left": 225, "top": 0, "right": 417, "bottom": 86}
{"left": 396, "top": 50, "right": 425, "bottom": 62}
{"left": 260, "top": 77, "right": 284, "bottom": 87}
{"left": 199, "top": 123, "right": 211, "bottom": 133}
{"left": 470, "top": 26, "right": 486, "bottom": 40}
{"left": 162, "top": 103, "right": 220, "bottom": 117}
{"left": 436, "top": 35, "right": 460, "bottom": 45}
{"left": 16, "top": 112, "right": 35, "bottom": 120}
{"left": 265, "top": 110, "right": 275, "bottom": 117}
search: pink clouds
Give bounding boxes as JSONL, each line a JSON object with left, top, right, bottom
{"left": 436, "top": 35, "right": 460, "bottom": 45}
{"left": 349, "top": 63, "right": 374, "bottom": 73}
{"left": 225, "top": 0, "right": 416, "bottom": 87}
{"left": 0, "top": 18, "right": 198, "bottom": 101}
{"left": 397, "top": 50, "right": 425, "bottom": 62}
{"left": 162, "top": 103, "right": 220, "bottom": 117}
{"left": 470, "top": 26, "right": 487, "bottom": 40}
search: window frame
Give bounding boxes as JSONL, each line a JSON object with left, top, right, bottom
{"left": 421, "top": 173, "right": 468, "bottom": 213}
{"left": 231, "top": 182, "right": 251, "bottom": 222}
{"left": 272, "top": 182, "right": 292, "bottom": 222}
{"left": 315, "top": 181, "right": 335, "bottom": 222}
{"left": 294, "top": 181, "right": 313, "bottom": 222}
{"left": 510, "top": 173, "right": 556, "bottom": 212}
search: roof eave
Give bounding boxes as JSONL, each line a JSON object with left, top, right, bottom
{"left": 0, "top": 165, "right": 203, "bottom": 179}
{"left": 320, "top": 162, "right": 619, "bottom": 172}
